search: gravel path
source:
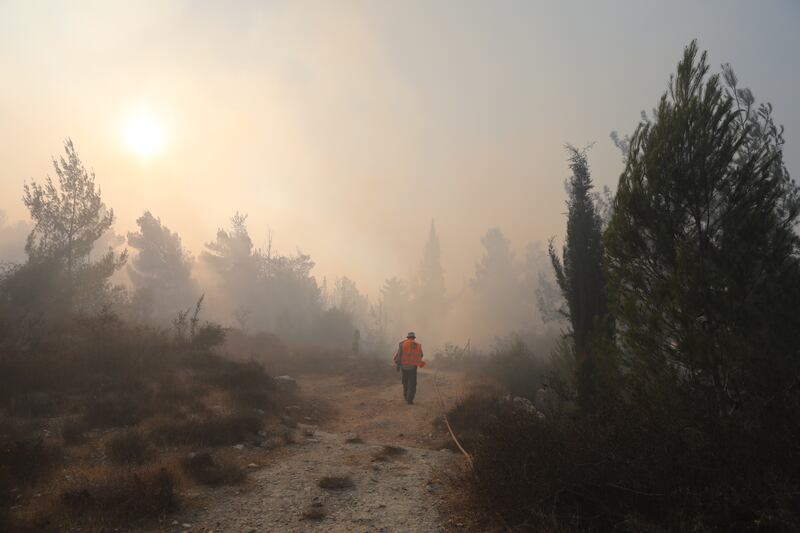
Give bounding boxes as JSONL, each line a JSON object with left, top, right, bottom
{"left": 185, "top": 427, "right": 454, "bottom": 532}
{"left": 170, "top": 371, "right": 465, "bottom": 532}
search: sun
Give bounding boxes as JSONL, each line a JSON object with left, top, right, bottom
{"left": 122, "top": 110, "right": 167, "bottom": 159}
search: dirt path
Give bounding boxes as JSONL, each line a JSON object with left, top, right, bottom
{"left": 176, "top": 370, "right": 468, "bottom": 532}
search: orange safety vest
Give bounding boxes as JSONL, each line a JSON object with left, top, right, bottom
{"left": 400, "top": 338, "right": 426, "bottom": 367}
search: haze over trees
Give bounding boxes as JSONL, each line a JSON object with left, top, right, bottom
{"left": 412, "top": 221, "right": 448, "bottom": 344}
{"left": 127, "top": 211, "right": 199, "bottom": 322}
{"left": 3, "top": 139, "right": 127, "bottom": 317}
{"left": 444, "top": 40, "right": 800, "bottom": 531}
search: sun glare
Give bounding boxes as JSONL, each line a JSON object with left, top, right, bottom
{"left": 122, "top": 111, "right": 167, "bottom": 159}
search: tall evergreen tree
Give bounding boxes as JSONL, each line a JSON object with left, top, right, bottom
{"left": 12, "top": 139, "right": 126, "bottom": 313}
{"left": 381, "top": 277, "right": 411, "bottom": 334}
{"left": 471, "top": 228, "right": 526, "bottom": 335}
{"left": 23, "top": 140, "right": 116, "bottom": 271}
{"left": 549, "top": 145, "right": 611, "bottom": 409}
{"left": 605, "top": 41, "right": 800, "bottom": 415}
{"left": 413, "top": 221, "right": 447, "bottom": 339}
{"left": 201, "top": 212, "right": 261, "bottom": 323}
{"left": 127, "top": 211, "right": 199, "bottom": 321}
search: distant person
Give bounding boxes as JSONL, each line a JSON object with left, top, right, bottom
{"left": 394, "top": 332, "right": 426, "bottom": 404}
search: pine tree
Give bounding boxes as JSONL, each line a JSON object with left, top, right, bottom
{"left": 202, "top": 212, "right": 261, "bottom": 324}
{"left": 127, "top": 211, "right": 198, "bottom": 321}
{"left": 413, "top": 221, "right": 447, "bottom": 339}
{"left": 471, "top": 228, "right": 526, "bottom": 335}
{"left": 15, "top": 139, "right": 126, "bottom": 312}
{"left": 605, "top": 41, "right": 800, "bottom": 415}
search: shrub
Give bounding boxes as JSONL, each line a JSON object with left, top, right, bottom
{"left": 181, "top": 452, "right": 245, "bottom": 486}
{"left": 84, "top": 389, "right": 153, "bottom": 429}
{"left": 449, "top": 385, "right": 800, "bottom": 531}
{"left": 302, "top": 502, "right": 327, "bottom": 520}
{"left": 318, "top": 476, "right": 354, "bottom": 490}
{"left": 61, "top": 467, "right": 179, "bottom": 523}
{"left": 0, "top": 435, "right": 62, "bottom": 484}
{"left": 438, "top": 392, "right": 506, "bottom": 452}
{"left": 430, "top": 343, "right": 485, "bottom": 373}
{"left": 60, "top": 416, "right": 88, "bottom": 445}
{"left": 485, "top": 336, "right": 548, "bottom": 401}
{"left": 373, "top": 445, "right": 406, "bottom": 462}
{"left": 150, "top": 413, "right": 263, "bottom": 447}
{"left": 105, "top": 430, "right": 152, "bottom": 465}
{"left": 10, "top": 392, "right": 58, "bottom": 418}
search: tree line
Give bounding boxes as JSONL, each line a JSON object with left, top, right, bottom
{"left": 0, "top": 146, "right": 562, "bottom": 353}
{"left": 468, "top": 40, "right": 800, "bottom": 530}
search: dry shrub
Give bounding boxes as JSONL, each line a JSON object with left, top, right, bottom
{"left": 373, "top": 445, "right": 406, "bottom": 461}
{"left": 484, "top": 337, "right": 548, "bottom": 401}
{"left": 190, "top": 354, "right": 278, "bottom": 410}
{"left": 10, "top": 392, "right": 58, "bottom": 418}
{"left": 430, "top": 343, "right": 485, "bottom": 373}
{"left": 436, "top": 392, "right": 506, "bottom": 452}
{"left": 60, "top": 466, "right": 179, "bottom": 524}
{"left": 154, "top": 372, "right": 207, "bottom": 411}
{"left": 0, "top": 434, "right": 62, "bottom": 485}
{"left": 83, "top": 388, "right": 154, "bottom": 429}
{"left": 273, "top": 345, "right": 344, "bottom": 375}
{"left": 302, "top": 502, "right": 327, "bottom": 520}
{"left": 105, "top": 429, "right": 152, "bottom": 465}
{"left": 222, "top": 330, "right": 289, "bottom": 364}
{"left": 60, "top": 416, "right": 88, "bottom": 445}
{"left": 344, "top": 436, "right": 363, "bottom": 444}
{"left": 346, "top": 356, "right": 396, "bottom": 385}
{"left": 449, "top": 388, "right": 800, "bottom": 531}
{"left": 318, "top": 475, "right": 354, "bottom": 490}
{"left": 181, "top": 452, "right": 245, "bottom": 486}
{"left": 150, "top": 413, "right": 263, "bottom": 447}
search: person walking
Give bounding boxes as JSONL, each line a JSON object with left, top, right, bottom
{"left": 394, "top": 332, "right": 426, "bottom": 404}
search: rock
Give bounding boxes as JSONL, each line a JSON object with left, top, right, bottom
{"left": 234, "top": 444, "right": 245, "bottom": 450}
{"left": 247, "top": 463, "right": 258, "bottom": 468}
{"left": 274, "top": 375, "right": 298, "bottom": 391}
{"left": 511, "top": 395, "right": 545, "bottom": 418}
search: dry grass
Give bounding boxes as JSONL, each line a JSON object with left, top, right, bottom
{"left": 0, "top": 315, "right": 294, "bottom": 531}
{"left": 59, "top": 465, "right": 179, "bottom": 525}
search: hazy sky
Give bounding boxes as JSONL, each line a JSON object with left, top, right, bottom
{"left": 1, "top": 0, "right": 798, "bottom": 297}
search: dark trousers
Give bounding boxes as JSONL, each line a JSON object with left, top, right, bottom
{"left": 401, "top": 368, "right": 417, "bottom": 404}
